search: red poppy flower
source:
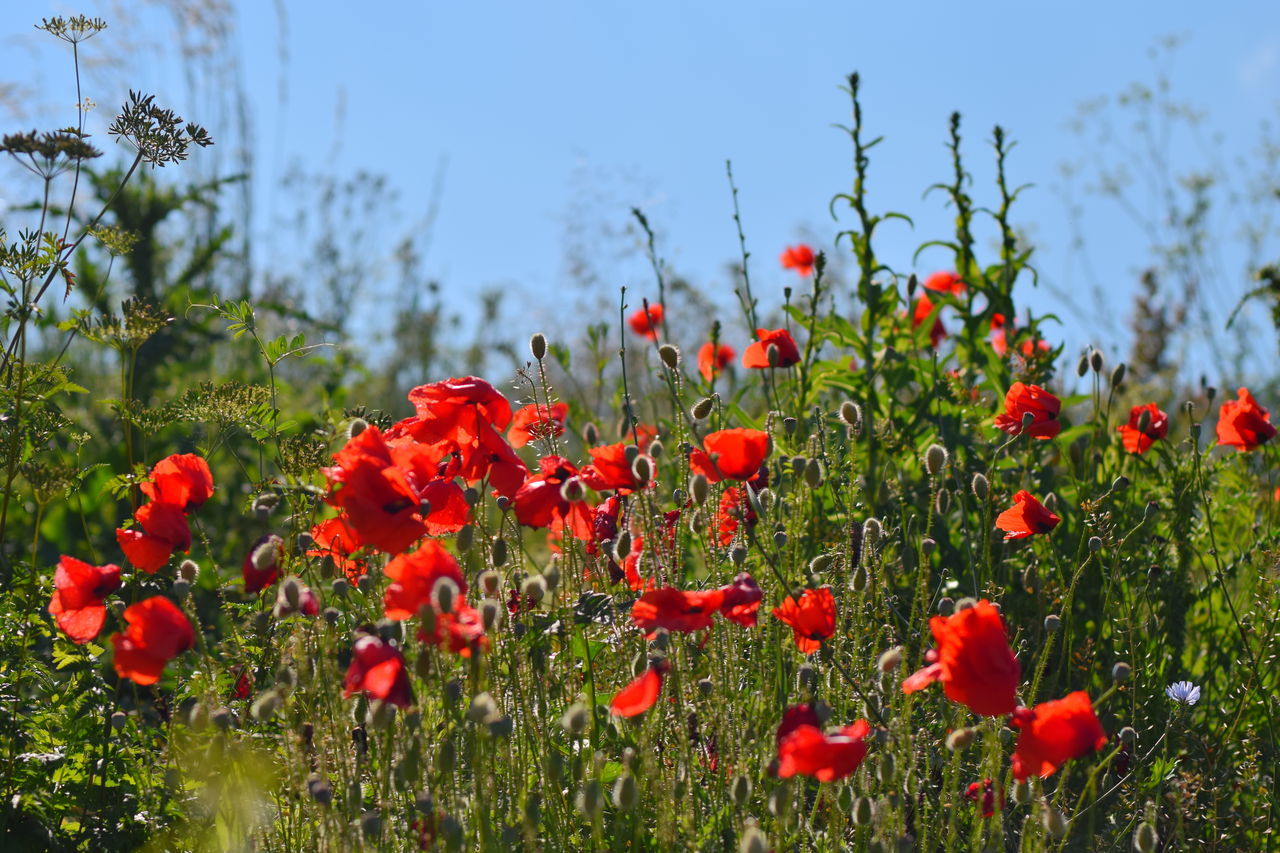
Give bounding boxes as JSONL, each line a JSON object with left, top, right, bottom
{"left": 140, "top": 453, "right": 214, "bottom": 511}
{"left": 631, "top": 587, "right": 726, "bottom": 635}
{"left": 1117, "top": 403, "right": 1170, "bottom": 454}
{"left": 581, "top": 442, "right": 650, "bottom": 493}
{"left": 776, "top": 704, "right": 822, "bottom": 743}
{"left": 418, "top": 600, "right": 488, "bottom": 657}
{"left": 923, "top": 271, "right": 966, "bottom": 295}
{"left": 717, "top": 572, "right": 762, "bottom": 627}
{"left": 49, "top": 556, "right": 121, "bottom": 644}
{"left": 610, "top": 659, "right": 670, "bottom": 717}
{"left": 116, "top": 501, "right": 192, "bottom": 573}
{"left": 912, "top": 294, "right": 947, "bottom": 348}
{"left": 742, "top": 328, "right": 801, "bottom": 369}
{"left": 716, "top": 486, "right": 757, "bottom": 546}
{"left": 1216, "top": 387, "right": 1277, "bottom": 452}
{"left": 111, "top": 596, "right": 194, "bottom": 685}
{"left": 322, "top": 426, "right": 428, "bottom": 554}
{"left": 993, "top": 382, "right": 1062, "bottom": 440}
{"left": 343, "top": 634, "right": 413, "bottom": 708}
{"left": 995, "top": 491, "right": 1061, "bottom": 540}
{"left": 628, "top": 303, "right": 663, "bottom": 340}
{"left": 383, "top": 540, "right": 467, "bottom": 620}
{"left": 508, "top": 402, "right": 569, "bottom": 448}
{"left": 1010, "top": 691, "right": 1107, "bottom": 780}
{"left": 308, "top": 516, "right": 367, "bottom": 582}
{"left": 514, "top": 456, "right": 595, "bottom": 542}
{"left": 779, "top": 244, "right": 816, "bottom": 276}
{"left": 964, "top": 779, "right": 1001, "bottom": 818}
{"left": 689, "top": 429, "right": 771, "bottom": 483}
{"left": 242, "top": 534, "right": 282, "bottom": 594}
{"left": 771, "top": 587, "right": 837, "bottom": 654}
{"left": 697, "top": 342, "right": 735, "bottom": 382}
{"left": 776, "top": 717, "right": 871, "bottom": 782}
{"left": 901, "top": 600, "right": 1020, "bottom": 716}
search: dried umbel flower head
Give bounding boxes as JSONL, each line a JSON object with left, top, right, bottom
{"left": 108, "top": 90, "right": 214, "bottom": 167}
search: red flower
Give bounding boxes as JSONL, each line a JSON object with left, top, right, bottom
{"left": 49, "top": 556, "right": 121, "bottom": 644}
{"left": 776, "top": 704, "right": 821, "bottom": 743}
{"left": 777, "top": 717, "right": 870, "bottom": 782}
{"left": 322, "top": 426, "right": 428, "bottom": 554}
{"left": 508, "top": 402, "right": 569, "bottom": 448}
{"left": 628, "top": 303, "right": 664, "bottom": 340}
{"left": 1010, "top": 691, "right": 1107, "bottom": 780}
{"left": 1216, "top": 387, "right": 1277, "bottom": 452}
{"left": 901, "top": 600, "right": 1020, "bottom": 716}
{"left": 993, "top": 382, "right": 1062, "bottom": 440}
{"left": 995, "top": 491, "right": 1061, "bottom": 540}
{"left": 383, "top": 540, "right": 467, "bottom": 620}
{"left": 717, "top": 572, "right": 763, "bottom": 627}
{"left": 689, "top": 428, "right": 771, "bottom": 483}
{"left": 418, "top": 601, "right": 488, "bottom": 657}
{"left": 911, "top": 294, "right": 947, "bottom": 348}
{"left": 742, "top": 328, "right": 801, "bottom": 369}
{"left": 631, "top": 587, "right": 726, "bottom": 635}
{"left": 779, "top": 244, "right": 816, "bottom": 276}
{"left": 307, "top": 516, "right": 367, "bottom": 582}
{"left": 513, "top": 456, "right": 595, "bottom": 542}
{"left": 923, "top": 271, "right": 966, "bottom": 294}
{"left": 772, "top": 587, "right": 836, "bottom": 654}
{"left": 140, "top": 453, "right": 214, "bottom": 511}
{"left": 610, "top": 659, "right": 670, "bottom": 717}
{"left": 116, "top": 501, "right": 192, "bottom": 573}
{"left": 1117, "top": 403, "right": 1169, "bottom": 454}
{"left": 581, "top": 441, "right": 651, "bottom": 493}
{"left": 110, "top": 596, "right": 194, "bottom": 685}
{"left": 964, "top": 779, "right": 1001, "bottom": 818}
{"left": 242, "top": 534, "right": 282, "bottom": 594}
{"left": 697, "top": 342, "right": 735, "bottom": 382}
{"left": 343, "top": 634, "right": 413, "bottom": 708}
{"left": 715, "top": 486, "right": 757, "bottom": 546}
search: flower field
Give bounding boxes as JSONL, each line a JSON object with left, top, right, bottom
{"left": 2, "top": 15, "right": 1278, "bottom": 853}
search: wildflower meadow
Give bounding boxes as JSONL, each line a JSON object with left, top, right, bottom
{"left": 2, "top": 13, "right": 1279, "bottom": 853}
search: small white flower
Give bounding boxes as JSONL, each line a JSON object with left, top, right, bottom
{"left": 1165, "top": 680, "right": 1200, "bottom": 705}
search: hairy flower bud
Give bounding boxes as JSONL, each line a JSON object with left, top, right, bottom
{"left": 1090, "top": 349, "right": 1104, "bottom": 374}
{"left": 1076, "top": 353, "right": 1090, "bottom": 377}
{"left": 347, "top": 418, "right": 368, "bottom": 439}
{"left": 631, "top": 454, "right": 652, "bottom": 486}
{"left": 432, "top": 577, "right": 458, "bottom": 614}
{"left": 530, "top": 332, "right": 547, "bottom": 361}
{"left": 1042, "top": 806, "right": 1068, "bottom": 838}
{"left": 1111, "top": 363, "right": 1126, "bottom": 387}
{"left": 521, "top": 574, "right": 546, "bottom": 606}
{"left": 924, "top": 444, "right": 948, "bottom": 477}
{"left": 491, "top": 537, "right": 508, "bottom": 567}
{"left": 658, "top": 344, "right": 680, "bottom": 370}
{"left": 839, "top": 401, "right": 863, "bottom": 432}
{"left": 691, "top": 396, "right": 715, "bottom": 421}
{"left": 612, "top": 774, "right": 638, "bottom": 811}
{"left": 878, "top": 645, "right": 903, "bottom": 672}
{"left": 1133, "top": 823, "right": 1158, "bottom": 853}
{"left": 690, "top": 473, "right": 710, "bottom": 506}
{"left": 252, "top": 535, "right": 283, "bottom": 573}
{"left": 739, "top": 824, "right": 769, "bottom": 853}
{"left": 179, "top": 559, "right": 199, "bottom": 582}
{"left": 971, "top": 473, "right": 989, "bottom": 501}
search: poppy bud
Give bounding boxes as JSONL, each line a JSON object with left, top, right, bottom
{"left": 331, "top": 577, "right": 349, "bottom": 598}
{"left": 766, "top": 343, "right": 781, "bottom": 367}
{"left": 613, "top": 531, "right": 633, "bottom": 561}
{"left": 475, "top": 570, "right": 500, "bottom": 598}
{"left": 612, "top": 774, "right": 638, "bottom": 811}
{"left": 805, "top": 460, "right": 824, "bottom": 488}
{"left": 1090, "top": 349, "right": 1104, "bottom": 373}
{"left": 1089, "top": 536, "right": 1103, "bottom": 552}
{"left": 839, "top": 401, "right": 863, "bottom": 432}
{"left": 1133, "top": 822, "right": 1158, "bottom": 853}
{"left": 251, "top": 689, "right": 282, "bottom": 721}
{"left": 1136, "top": 409, "right": 1152, "bottom": 434}
{"left": 853, "top": 796, "right": 874, "bottom": 826}
{"left": 658, "top": 344, "right": 680, "bottom": 370}
{"left": 467, "top": 692, "right": 498, "bottom": 724}
{"left": 1111, "top": 363, "right": 1126, "bottom": 387}
{"left": 172, "top": 578, "right": 191, "bottom": 598}
{"left": 837, "top": 785, "right": 853, "bottom": 813}
{"left": 543, "top": 560, "right": 561, "bottom": 591}
{"left": 211, "top": 707, "right": 233, "bottom": 731}
{"left": 521, "top": 575, "right": 546, "bottom": 606}
{"left": 1143, "top": 501, "right": 1158, "bottom": 521}
{"left": 624, "top": 444, "right": 640, "bottom": 464}
{"left": 530, "top": 332, "right": 547, "bottom": 361}
{"left": 690, "top": 473, "right": 710, "bottom": 506}
{"left": 862, "top": 517, "right": 882, "bottom": 547}
{"left": 488, "top": 715, "right": 513, "bottom": 737}
{"left": 252, "top": 535, "right": 283, "bottom": 573}
{"left": 767, "top": 784, "right": 789, "bottom": 819}
{"left": 559, "top": 477, "right": 587, "bottom": 503}
{"left": 972, "top": 473, "right": 989, "bottom": 501}
{"left": 1044, "top": 614, "right": 1061, "bottom": 632}
{"left": 783, "top": 417, "right": 798, "bottom": 436}
{"left": 935, "top": 488, "right": 950, "bottom": 515}
{"left": 1112, "top": 661, "right": 1132, "bottom": 683}
{"left": 739, "top": 824, "right": 769, "bottom": 853}
{"left": 432, "top": 577, "right": 458, "bottom": 614}
{"left": 946, "top": 727, "right": 976, "bottom": 750}
{"left": 179, "top": 559, "right": 199, "bottom": 582}
{"left": 111, "top": 710, "right": 128, "bottom": 730}
{"left": 729, "top": 773, "right": 751, "bottom": 806}
{"left": 938, "top": 596, "right": 955, "bottom": 616}
{"left": 491, "top": 537, "right": 508, "bottom": 567}
{"left": 921, "top": 537, "right": 936, "bottom": 556}
{"left": 672, "top": 487, "right": 687, "bottom": 505}
{"left": 576, "top": 781, "right": 604, "bottom": 819}
{"left": 323, "top": 606, "right": 340, "bottom": 625}
{"left": 1076, "top": 354, "right": 1089, "bottom": 377}
{"left": 347, "top": 418, "right": 368, "bottom": 439}
{"left": 924, "top": 444, "right": 948, "bottom": 477}
{"left": 730, "top": 546, "right": 747, "bottom": 567}
{"left": 773, "top": 531, "right": 788, "bottom": 548}
{"left": 631, "top": 454, "right": 652, "bottom": 486}
{"left": 1118, "top": 725, "right": 1136, "bottom": 744}
{"left": 495, "top": 496, "right": 511, "bottom": 512}
{"left": 252, "top": 493, "right": 278, "bottom": 520}
{"left": 878, "top": 645, "right": 903, "bottom": 672}
{"left": 877, "top": 754, "right": 896, "bottom": 785}
{"left": 691, "top": 396, "right": 715, "bottom": 420}
{"left": 850, "top": 565, "right": 868, "bottom": 592}
{"left": 1021, "top": 410, "right": 1036, "bottom": 430}
{"left": 281, "top": 576, "right": 303, "bottom": 611}
{"left": 697, "top": 677, "right": 713, "bottom": 696}
{"left": 1042, "top": 806, "right": 1068, "bottom": 838}
{"left": 1012, "top": 780, "right": 1032, "bottom": 805}
{"left": 560, "top": 702, "right": 590, "bottom": 737}
{"left": 809, "top": 554, "right": 835, "bottom": 572}
{"left": 954, "top": 597, "right": 977, "bottom": 612}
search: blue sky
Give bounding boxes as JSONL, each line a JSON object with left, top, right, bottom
{"left": 5, "top": 1, "right": 1279, "bottom": 377}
